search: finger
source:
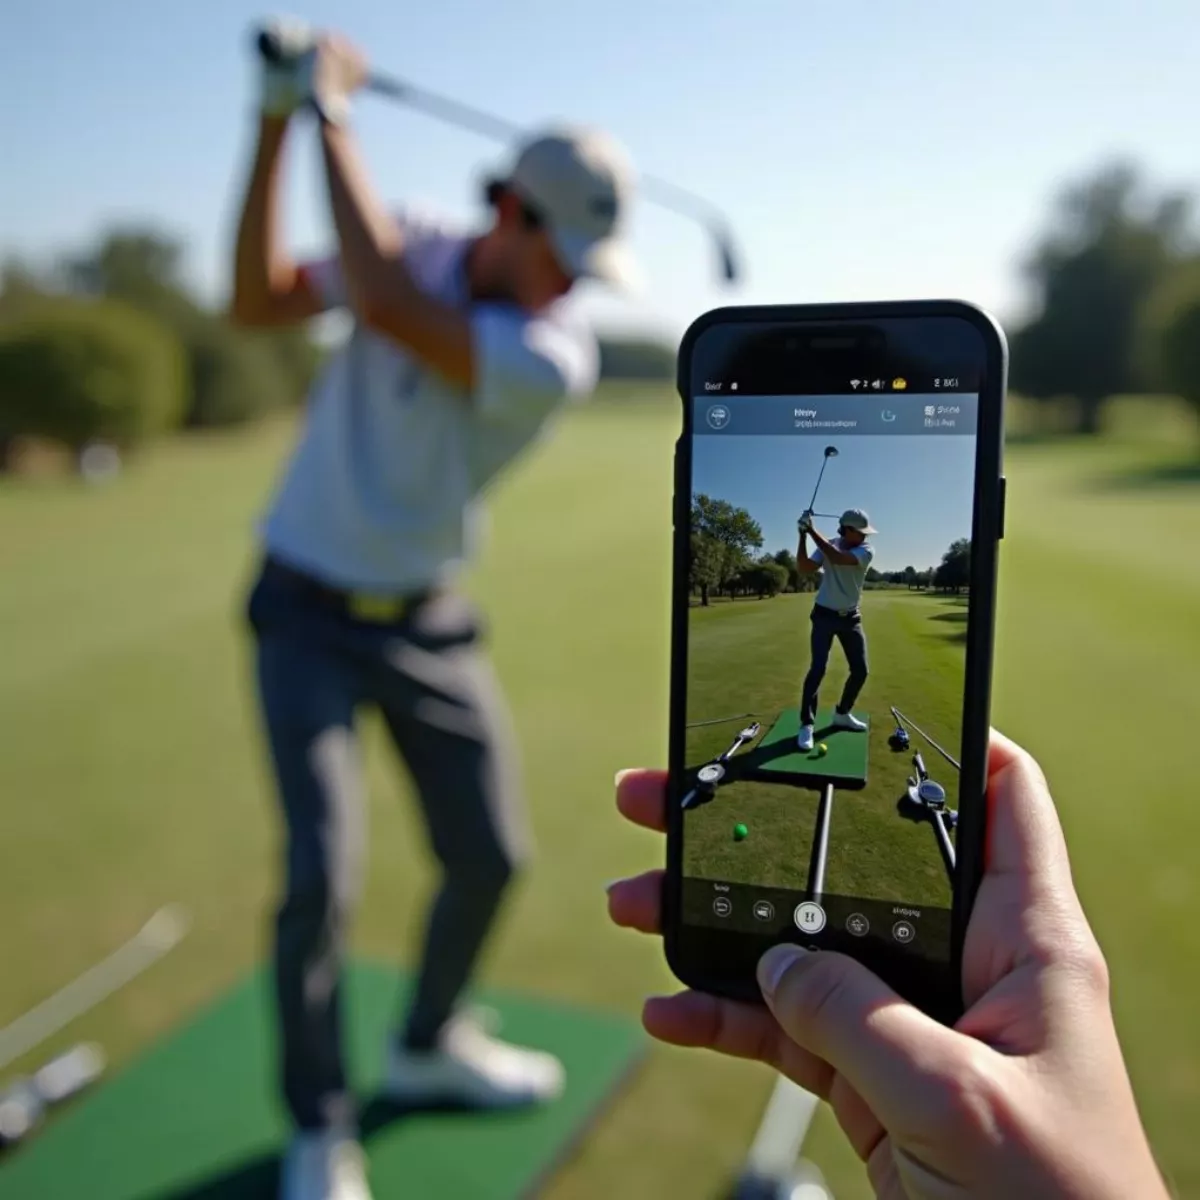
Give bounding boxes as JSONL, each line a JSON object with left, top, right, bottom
{"left": 758, "top": 945, "right": 964, "bottom": 1133}
{"left": 616, "top": 769, "right": 667, "bottom": 833}
{"left": 642, "top": 990, "right": 835, "bottom": 1100}
{"left": 645, "top": 990, "right": 888, "bottom": 1163}
{"left": 984, "top": 729, "right": 1071, "bottom": 889}
{"left": 606, "top": 870, "right": 662, "bottom": 933}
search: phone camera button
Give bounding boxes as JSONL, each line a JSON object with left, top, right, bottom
{"left": 712, "top": 896, "right": 732, "bottom": 918}
{"left": 892, "top": 920, "right": 916, "bottom": 944}
{"left": 752, "top": 900, "right": 775, "bottom": 922}
{"left": 793, "top": 901, "right": 826, "bottom": 934}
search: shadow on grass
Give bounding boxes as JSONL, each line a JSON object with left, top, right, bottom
{"left": 1087, "top": 458, "right": 1200, "bottom": 492}
{"left": 148, "top": 1096, "right": 486, "bottom": 1199}
{"left": 929, "top": 610, "right": 968, "bottom": 624}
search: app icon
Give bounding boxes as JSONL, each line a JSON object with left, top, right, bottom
{"left": 752, "top": 900, "right": 775, "bottom": 922}
{"left": 713, "top": 896, "right": 732, "bottom": 918}
{"left": 892, "top": 920, "right": 916, "bottom": 944}
{"left": 706, "top": 404, "right": 731, "bottom": 430}
{"left": 845, "top": 913, "right": 870, "bottom": 937}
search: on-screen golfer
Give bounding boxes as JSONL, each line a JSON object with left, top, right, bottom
{"left": 794, "top": 508, "right": 876, "bottom": 752}
{"left": 230, "top": 30, "right": 639, "bottom": 1200}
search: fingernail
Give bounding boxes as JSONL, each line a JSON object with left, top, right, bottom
{"left": 615, "top": 769, "right": 633, "bottom": 787}
{"left": 758, "top": 944, "right": 807, "bottom": 998}
{"left": 603, "top": 879, "right": 621, "bottom": 894}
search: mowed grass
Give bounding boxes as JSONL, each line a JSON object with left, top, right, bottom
{"left": 683, "top": 589, "right": 965, "bottom": 907}
{"left": 1, "top": 388, "right": 1199, "bottom": 1199}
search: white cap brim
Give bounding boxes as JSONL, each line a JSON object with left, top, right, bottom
{"left": 553, "top": 230, "right": 642, "bottom": 292}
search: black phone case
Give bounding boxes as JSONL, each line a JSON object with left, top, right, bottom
{"left": 664, "top": 300, "right": 1007, "bottom": 1023}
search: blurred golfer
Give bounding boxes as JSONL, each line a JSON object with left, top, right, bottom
{"left": 230, "top": 27, "right": 637, "bottom": 1200}
{"left": 794, "top": 508, "right": 876, "bottom": 752}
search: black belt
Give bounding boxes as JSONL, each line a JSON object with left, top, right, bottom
{"left": 814, "top": 602, "right": 860, "bottom": 620}
{"left": 262, "top": 556, "right": 436, "bottom": 623}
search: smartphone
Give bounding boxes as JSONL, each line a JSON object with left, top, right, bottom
{"left": 665, "top": 301, "right": 1007, "bottom": 1023}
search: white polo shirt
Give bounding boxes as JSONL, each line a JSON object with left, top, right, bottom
{"left": 260, "top": 208, "right": 598, "bottom": 591}
{"left": 812, "top": 539, "right": 874, "bottom": 612}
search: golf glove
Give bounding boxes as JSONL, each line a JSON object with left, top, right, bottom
{"left": 258, "top": 17, "right": 315, "bottom": 118}
{"left": 798, "top": 510, "right": 814, "bottom": 533}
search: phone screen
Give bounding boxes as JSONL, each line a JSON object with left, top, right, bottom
{"left": 672, "top": 312, "right": 1001, "bottom": 1008}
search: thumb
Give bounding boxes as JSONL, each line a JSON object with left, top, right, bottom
{"left": 758, "top": 944, "right": 964, "bottom": 1128}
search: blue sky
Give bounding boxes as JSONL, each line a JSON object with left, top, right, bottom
{"left": 2, "top": 0, "right": 1197, "bottom": 338}
{"left": 693, "top": 434, "right": 975, "bottom": 573}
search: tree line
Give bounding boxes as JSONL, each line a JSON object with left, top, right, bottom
{"left": 690, "top": 494, "right": 970, "bottom": 605}
{"left": 1010, "top": 160, "right": 1200, "bottom": 436}
{"left": 0, "top": 227, "right": 677, "bottom": 475}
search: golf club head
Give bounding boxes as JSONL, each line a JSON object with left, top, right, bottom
{"left": 253, "top": 19, "right": 313, "bottom": 65}
{"left": 823, "top": 446, "right": 838, "bottom": 458}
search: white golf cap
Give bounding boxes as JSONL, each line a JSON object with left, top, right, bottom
{"left": 840, "top": 508, "right": 877, "bottom": 534}
{"left": 500, "top": 126, "right": 641, "bottom": 290}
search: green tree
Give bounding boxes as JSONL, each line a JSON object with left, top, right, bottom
{"left": 690, "top": 495, "right": 763, "bottom": 604}
{"left": 0, "top": 297, "right": 186, "bottom": 463}
{"left": 64, "top": 226, "right": 321, "bottom": 426}
{"left": 934, "top": 538, "right": 971, "bottom": 593}
{"left": 739, "top": 561, "right": 788, "bottom": 599}
{"left": 689, "top": 532, "right": 725, "bottom": 606}
{"left": 184, "top": 315, "right": 292, "bottom": 428}
{"left": 1140, "top": 256, "right": 1200, "bottom": 432}
{"left": 1010, "top": 162, "right": 1193, "bottom": 434}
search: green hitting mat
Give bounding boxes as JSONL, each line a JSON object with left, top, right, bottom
{"left": 748, "top": 707, "right": 870, "bottom": 788}
{"left": 0, "top": 962, "right": 646, "bottom": 1200}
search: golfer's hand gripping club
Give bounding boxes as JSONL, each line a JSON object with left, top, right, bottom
{"left": 256, "top": 17, "right": 316, "bottom": 118}
{"left": 253, "top": 19, "right": 365, "bottom": 125}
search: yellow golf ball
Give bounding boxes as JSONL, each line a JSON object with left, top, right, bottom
{"left": 817, "top": 742, "right": 828, "bottom": 756}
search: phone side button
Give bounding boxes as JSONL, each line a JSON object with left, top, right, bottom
{"left": 998, "top": 475, "right": 1007, "bottom": 540}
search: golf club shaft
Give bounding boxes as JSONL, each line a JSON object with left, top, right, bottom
{"left": 686, "top": 713, "right": 755, "bottom": 729}
{"left": 807, "top": 458, "right": 830, "bottom": 513}
{"left": 933, "top": 810, "right": 957, "bottom": 878}
{"left": 253, "top": 26, "right": 740, "bottom": 281}
{"left": 806, "top": 783, "right": 835, "bottom": 903}
{"left": 743, "top": 1076, "right": 821, "bottom": 1179}
{"left": 0, "top": 906, "right": 188, "bottom": 1071}
{"left": 890, "top": 707, "right": 961, "bottom": 772}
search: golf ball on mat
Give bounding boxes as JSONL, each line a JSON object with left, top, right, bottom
{"left": 733, "top": 823, "right": 748, "bottom": 841}
{"left": 817, "top": 743, "right": 828, "bottom": 756}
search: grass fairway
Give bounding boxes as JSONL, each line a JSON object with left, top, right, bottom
{"left": 2, "top": 388, "right": 1200, "bottom": 1199}
{"left": 683, "top": 588, "right": 965, "bottom": 907}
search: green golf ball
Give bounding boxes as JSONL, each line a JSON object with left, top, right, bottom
{"left": 733, "top": 823, "right": 748, "bottom": 841}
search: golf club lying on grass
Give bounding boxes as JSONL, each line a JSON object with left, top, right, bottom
{"left": 681, "top": 722, "right": 761, "bottom": 810}
{"left": 889, "top": 706, "right": 960, "bottom": 772}
{"left": 0, "top": 905, "right": 190, "bottom": 1072}
{"left": 254, "top": 22, "right": 743, "bottom": 286}
{"left": 904, "top": 752, "right": 957, "bottom": 879}
{"left": 686, "top": 712, "right": 758, "bottom": 730}
{"left": 0, "top": 1043, "right": 105, "bottom": 1151}
{"left": 728, "top": 1076, "right": 832, "bottom": 1200}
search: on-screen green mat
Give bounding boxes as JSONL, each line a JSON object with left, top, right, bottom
{"left": 749, "top": 708, "right": 870, "bottom": 788}
{"left": 0, "top": 963, "right": 646, "bottom": 1200}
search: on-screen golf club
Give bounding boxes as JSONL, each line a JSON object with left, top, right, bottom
{"left": 804, "top": 446, "right": 839, "bottom": 518}
{"left": 904, "top": 752, "right": 957, "bottom": 878}
{"left": 253, "top": 22, "right": 743, "bottom": 286}
{"left": 681, "top": 722, "right": 761, "bottom": 810}
{"left": 890, "top": 705, "right": 960, "bottom": 772}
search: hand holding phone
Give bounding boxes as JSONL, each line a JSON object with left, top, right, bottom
{"left": 607, "top": 736, "right": 1170, "bottom": 1200}
{"left": 666, "top": 302, "right": 1007, "bottom": 1022}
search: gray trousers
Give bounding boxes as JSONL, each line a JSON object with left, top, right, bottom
{"left": 799, "top": 603, "right": 870, "bottom": 726}
{"left": 246, "top": 560, "right": 530, "bottom": 1132}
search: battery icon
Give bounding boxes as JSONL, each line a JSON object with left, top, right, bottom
{"left": 892, "top": 377, "right": 908, "bottom": 390}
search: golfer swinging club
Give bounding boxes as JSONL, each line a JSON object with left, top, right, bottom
{"left": 230, "top": 26, "right": 638, "bottom": 1200}
{"left": 794, "top": 507, "right": 876, "bottom": 752}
